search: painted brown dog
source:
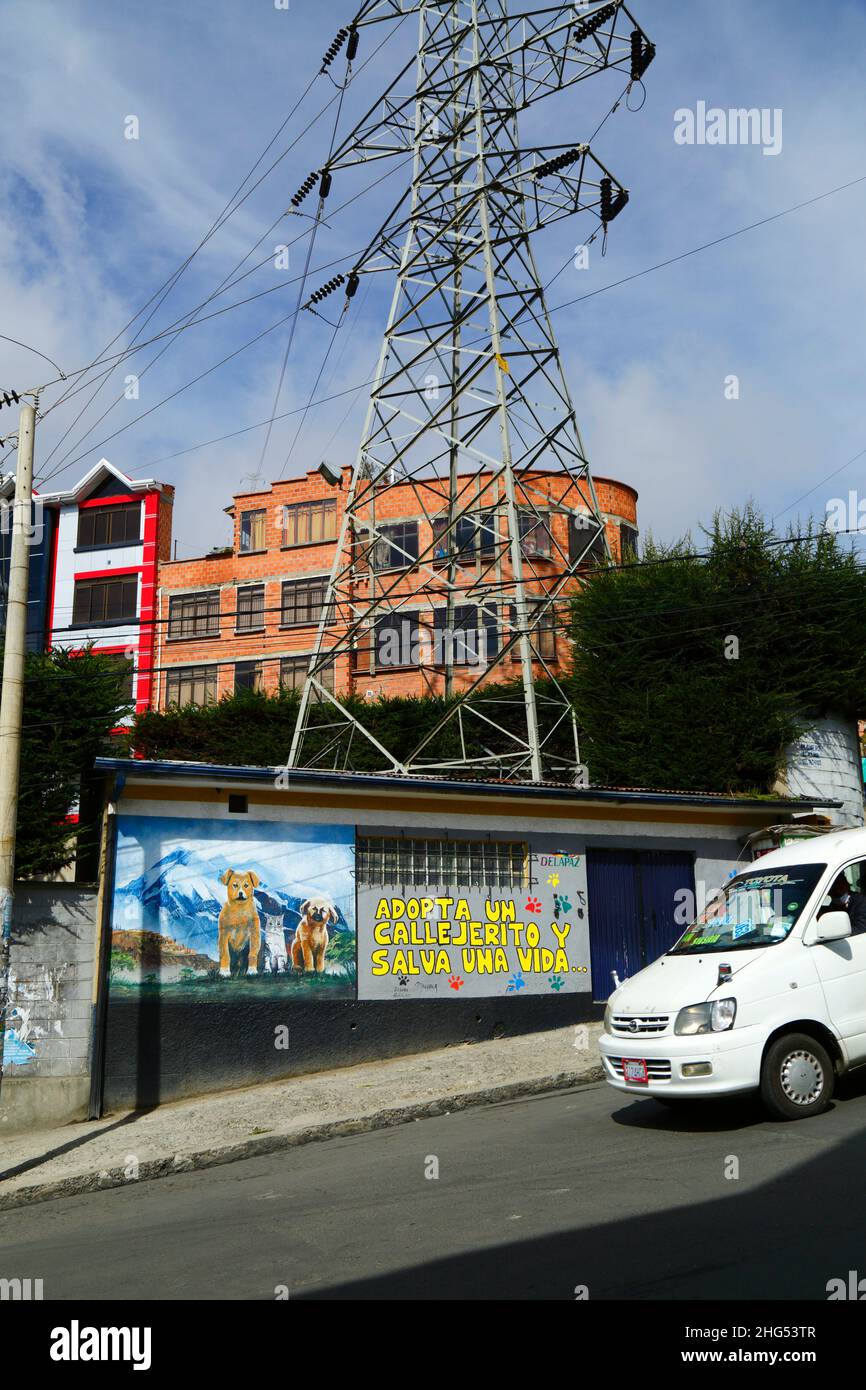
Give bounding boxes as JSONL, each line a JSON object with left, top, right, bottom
{"left": 218, "top": 869, "right": 261, "bottom": 977}
{"left": 292, "top": 895, "right": 338, "bottom": 974}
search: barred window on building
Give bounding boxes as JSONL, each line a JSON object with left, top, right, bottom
{"left": 356, "top": 836, "right": 528, "bottom": 889}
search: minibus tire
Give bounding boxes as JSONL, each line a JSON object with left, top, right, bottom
{"left": 760, "top": 1032, "right": 834, "bottom": 1120}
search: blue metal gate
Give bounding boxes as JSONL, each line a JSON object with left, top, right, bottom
{"left": 586, "top": 849, "right": 696, "bottom": 1000}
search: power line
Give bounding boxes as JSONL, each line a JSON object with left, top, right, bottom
{"left": 33, "top": 16, "right": 409, "bottom": 484}
{"left": 547, "top": 174, "right": 866, "bottom": 317}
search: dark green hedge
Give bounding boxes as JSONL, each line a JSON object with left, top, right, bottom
{"left": 566, "top": 506, "right": 866, "bottom": 792}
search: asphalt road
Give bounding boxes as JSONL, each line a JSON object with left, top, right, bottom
{"left": 4, "top": 1074, "right": 866, "bottom": 1300}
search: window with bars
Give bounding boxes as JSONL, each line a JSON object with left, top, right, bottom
{"left": 235, "top": 660, "right": 264, "bottom": 693}
{"left": 165, "top": 665, "right": 218, "bottom": 708}
{"left": 77, "top": 502, "right": 141, "bottom": 549}
{"left": 240, "top": 509, "right": 267, "bottom": 553}
{"left": 281, "top": 577, "right": 328, "bottom": 626}
{"left": 280, "top": 499, "right": 337, "bottom": 547}
{"left": 356, "top": 836, "right": 528, "bottom": 889}
{"left": 168, "top": 590, "right": 221, "bottom": 640}
{"left": 236, "top": 584, "right": 265, "bottom": 632}
{"left": 72, "top": 576, "right": 138, "bottom": 626}
{"left": 279, "top": 655, "right": 335, "bottom": 696}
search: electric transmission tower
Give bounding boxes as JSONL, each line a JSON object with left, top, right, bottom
{"left": 287, "top": 0, "right": 654, "bottom": 780}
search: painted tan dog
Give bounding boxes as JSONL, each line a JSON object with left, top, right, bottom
{"left": 292, "top": 895, "right": 338, "bottom": 974}
{"left": 218, "top": 869, "right": 261, "bottom": 977}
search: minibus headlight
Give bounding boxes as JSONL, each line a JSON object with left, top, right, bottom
{"left": 603, "top": 1002, "right": 613, "bottom": 1033}
{"left": 675, "top": 998, "right": 737, "bottom": 1035}
{"left": 711, "top": 997, "right": 737, "bottom": 1032}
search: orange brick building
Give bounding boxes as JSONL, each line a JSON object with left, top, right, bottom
{"left": 153, "top": 467, "right": 638, "bottom": 709}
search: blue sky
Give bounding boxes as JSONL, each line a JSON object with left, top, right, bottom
{"left": 1, "top": 0, "right": 865, "bottom": 555}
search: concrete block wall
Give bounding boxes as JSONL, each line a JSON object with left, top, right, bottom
{"left": 0, "top": 884, "right": 99, "bottom": 1135}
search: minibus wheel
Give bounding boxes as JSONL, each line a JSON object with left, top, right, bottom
{"left": 760, "top": 1032, "right": 834, "bottom": 1120}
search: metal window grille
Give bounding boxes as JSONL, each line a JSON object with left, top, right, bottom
{"left": 356, "top": 837, "right": 528, "bottom": 889}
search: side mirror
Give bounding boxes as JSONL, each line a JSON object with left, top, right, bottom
{"left": 814, "top": 910, "right": 852, "bottom": 943}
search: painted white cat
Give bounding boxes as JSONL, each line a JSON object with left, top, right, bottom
{"left": 262, "top": 914, "right": 288, "bottom": 973}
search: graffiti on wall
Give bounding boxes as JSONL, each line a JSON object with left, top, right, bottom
{"left": 358, "top": 846, "right": 590, "bottom": 1000}
{"left": 110, "top": 816, "right": 356, "bottom": 998}
{"left": 2, "top": 966, "right": 69, "bottom": 1067}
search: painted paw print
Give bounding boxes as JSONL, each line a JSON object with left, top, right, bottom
{"left": 548, "top": 975, "right": 565, "bottom": 992}
{"left": 506, "top": 973, "right": 526, "bottom": 993}
{"left": 525, "top": 897, "right": 542, "bottom": 914}
{"left": 448, "top": 974, "right": 464, "bottom": 991}
{"left": 547, "top": 873, "right": 560, "bottom": 888}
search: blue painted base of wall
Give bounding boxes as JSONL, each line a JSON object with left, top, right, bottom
{"left": 102, "top": 994, "right": 602, "bottom": 1110}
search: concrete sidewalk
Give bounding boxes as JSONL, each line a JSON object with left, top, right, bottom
{"left": 0, "top": 1023, "right": 603, "bottom": 1211}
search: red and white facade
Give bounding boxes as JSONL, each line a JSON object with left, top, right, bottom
{"left": 42, "top": 460, "right": 174, "bottom": 719}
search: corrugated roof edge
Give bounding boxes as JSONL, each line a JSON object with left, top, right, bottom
{"left": 93, "top": 758, "right": 843, "bottom": 812}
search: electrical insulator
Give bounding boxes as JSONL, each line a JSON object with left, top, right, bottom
{"left": 322, "top": 27, "right": 348, "bottom": 69}
{"left": 291, "top": 171, "right": 320, "bottom": 208}
{"left": 319, "top": 170, "right": 332, "bottom": 199}
{"left": 346, "top": 273, "right": 360, "bottom": 298}
{"left": 630, "top": 29, "right": 656, "bottom": 80}
{"left": 1, "top": 389, "right": 21, "bottom": 410}
{"left": 573, "top": 1, "right": 619, "bottom": 46}
{"left": 600, "top": 177, "right": 628, "bottom": 225}
{"left": 536, "top": 146, "right": 583, "bottom": 180}
{"left": 347, "top": 27, "right": 359, "bottom": 61}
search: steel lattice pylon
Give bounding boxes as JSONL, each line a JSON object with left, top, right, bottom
{"left": 287, "top": 0, "right": 653, "bottom": 780}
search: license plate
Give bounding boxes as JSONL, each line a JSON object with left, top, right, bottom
{"left": 623, "top": 1058, "right": 649, "bottom": 1085}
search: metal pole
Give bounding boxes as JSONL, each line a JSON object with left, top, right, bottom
{"left": 0, "top": 399, "right": 36, "bottom": 1100}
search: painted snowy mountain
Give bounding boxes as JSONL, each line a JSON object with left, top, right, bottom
{"left": 114, "top": 847, "right": 350, "bottom": 959}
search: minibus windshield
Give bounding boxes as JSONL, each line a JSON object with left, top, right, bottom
{"left": 669, "top": 863, "right": 827, "bottom": 954}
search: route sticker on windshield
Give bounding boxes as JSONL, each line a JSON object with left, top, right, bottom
{"left": 692, "top": 933, "right": 721, "bottom": 945}
{"left": 732, "top": 922, "right": 755, "bottom": 939}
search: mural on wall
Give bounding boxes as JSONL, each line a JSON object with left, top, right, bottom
{"left": 357, "top": 845, "right": 590, "bottom": 1000}
{"left": 110, "top": 816, "right": 356, "bottom": 998}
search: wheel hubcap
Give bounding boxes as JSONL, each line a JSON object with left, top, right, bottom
{"left": 780, "top": 1049, "right": 824, "bottom": 1105}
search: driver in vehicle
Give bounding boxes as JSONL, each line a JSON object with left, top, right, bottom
{"left": 818, "top": 872, "right": 866, "bottom": 935}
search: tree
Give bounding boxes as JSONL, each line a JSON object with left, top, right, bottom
{"left": 4, "top": 647, "right": 133, "bottom": 879}
{"left": 567, "top": 504, "right": 866, "bottom": 793}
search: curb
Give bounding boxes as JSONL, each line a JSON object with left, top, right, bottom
{"left": 0, "top": 1064, "right": 603, "bottom": 1212}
